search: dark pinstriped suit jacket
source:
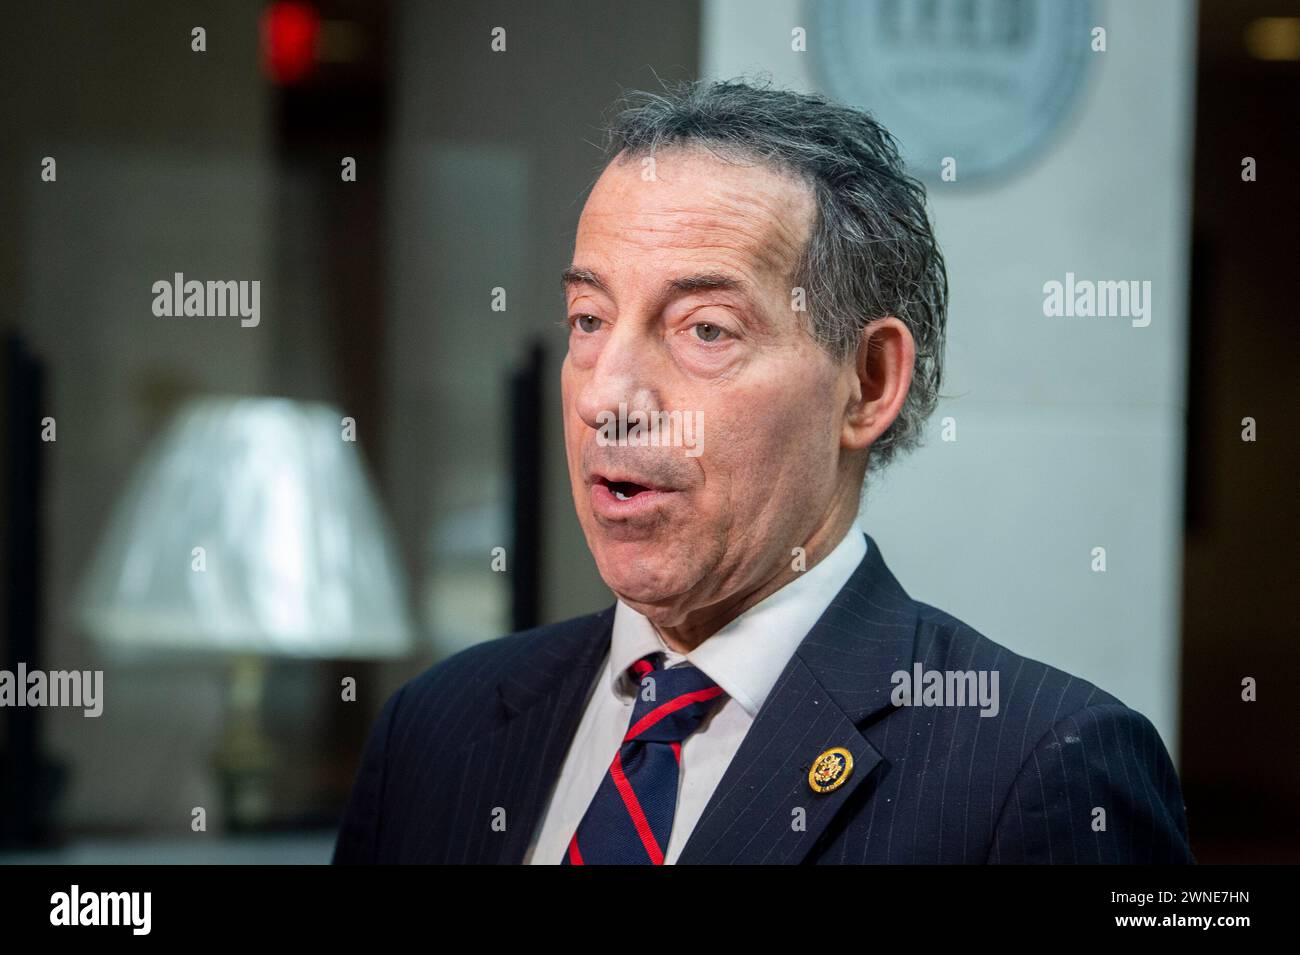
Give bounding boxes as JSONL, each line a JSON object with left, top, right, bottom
{"left": 332, "top": 532, "right": 1194, "bottom": 864}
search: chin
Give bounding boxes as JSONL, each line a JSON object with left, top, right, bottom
{"left": 592, "top": 539, "right": 700, "bottom": 608}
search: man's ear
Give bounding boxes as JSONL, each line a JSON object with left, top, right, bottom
{"left": 842, "top": 316, "right": 916, "bottom": 452}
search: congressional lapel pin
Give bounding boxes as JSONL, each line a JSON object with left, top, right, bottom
{"left": 808, "top": 747, "right": 853, "bottom": 794}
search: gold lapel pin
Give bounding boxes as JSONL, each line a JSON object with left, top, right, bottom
{"left": 808, "top": 747, "right": 854, "bottom": 794}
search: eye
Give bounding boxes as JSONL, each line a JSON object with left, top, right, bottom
{"left": 692, "top": 322, "right": 726, "bottom": 343}
{"left": 572, "top": 314, "right": 603, "bottom": 333}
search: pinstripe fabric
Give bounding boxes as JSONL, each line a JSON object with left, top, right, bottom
{"left": 332, "top": 533, "right": 1194, "bottom": 864}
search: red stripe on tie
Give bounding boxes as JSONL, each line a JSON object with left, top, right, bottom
{"left": 610, "top": 750, "right": 664, "bottom": 864}
{"left": 624, "top": 685, "right": 724, "bottom": 743}
{"left": 567, "top": 833, "right": 585, "bottom": 865}
{"left": 671, "top": 741, "right": 681, "bottom": 763}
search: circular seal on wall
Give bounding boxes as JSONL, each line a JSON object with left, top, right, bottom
{"left": 810, "top": 0, "right": 1095, "bottom": 184}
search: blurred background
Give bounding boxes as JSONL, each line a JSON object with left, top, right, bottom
{"left": 0, "top": 0, "right": 1295, "bottom": 863}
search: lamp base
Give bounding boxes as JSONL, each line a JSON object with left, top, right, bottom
{"left": 213, "top": 655, "right": 276, "bottom": 832}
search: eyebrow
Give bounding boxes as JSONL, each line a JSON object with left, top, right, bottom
{"left": 561, "top": 267, "right": 749, "bottom": 300}
{"left": 561, "top": 266, "right": 609, "bottom": 295}
{"left": 667, "top": 272, "right": 746, "bottom": 295}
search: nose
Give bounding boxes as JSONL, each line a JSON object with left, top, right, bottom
{"left": 574, "top": 324, "right": 662, "bottom": 432}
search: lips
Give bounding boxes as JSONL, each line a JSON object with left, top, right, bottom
{"left": 594, "top": 475, "right": 660, "bottom": 500}
{"left": 589, "top": 473, "right": 676, "bottom": 519}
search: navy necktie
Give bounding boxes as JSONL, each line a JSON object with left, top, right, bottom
{"left": 562, "top": 653, "right": 725, "bottom": 864}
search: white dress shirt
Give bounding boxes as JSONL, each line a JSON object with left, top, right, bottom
{"left": 523, "top": 526, "right": 868, "bottom": 864}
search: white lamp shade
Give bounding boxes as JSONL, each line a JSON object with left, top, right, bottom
{"left": 77, "top": 396, "right": 415, "bottom": 658}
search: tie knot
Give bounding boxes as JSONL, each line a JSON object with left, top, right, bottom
{"left": 624, "top": 655, "right": 725, "bottom": 745}
{"left": 627, "top": 654, "right": 660, "bottom": 683}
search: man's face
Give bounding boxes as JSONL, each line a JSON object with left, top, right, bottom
{"left": 561, "top": 147, "right": 859, "bottom": 628}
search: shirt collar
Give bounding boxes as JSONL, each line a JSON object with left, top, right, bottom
{"left": 608, "top": 526, "right": 868, "bottom": 716}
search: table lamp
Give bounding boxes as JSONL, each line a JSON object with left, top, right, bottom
{"left": 76, "top": 395, "right": 415, "bottom": 829}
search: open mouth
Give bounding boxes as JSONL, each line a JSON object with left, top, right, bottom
{"left": 597, "top": 477, "right": 654, "bottom": 501}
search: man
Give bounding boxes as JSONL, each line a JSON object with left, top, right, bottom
{"left": 333, "top": 80, "right": 1193, "bottom": 865}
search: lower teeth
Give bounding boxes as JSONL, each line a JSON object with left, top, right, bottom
{"left": 614, "top": 490, "right": 630, "bottom": 501}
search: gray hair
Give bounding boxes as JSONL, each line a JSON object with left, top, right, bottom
{"left": 601, "top": 78, "right": 948, "bottom": 472}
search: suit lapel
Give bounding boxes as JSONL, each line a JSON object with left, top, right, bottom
{"left": 450, "top": 606, "right": 613, "bottom": 864}
{"left": 676, "top": 533, "right": 917, "bottom": 864}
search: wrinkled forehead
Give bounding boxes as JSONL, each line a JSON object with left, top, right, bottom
{"left": 576, "top": 145, "right": 817, "bottom": 286}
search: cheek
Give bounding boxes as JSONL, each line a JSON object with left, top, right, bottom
{"left": 559, "top": 360, "right": 580, "bottom": 425}
{"left": 559, "top": 368, "right": 582, "bottom": 465}
{"left": 704, "top": 378, "right": 838, "bottom": 500}
{"left": 560, "top": 353, "right": 574, "bottom": 399}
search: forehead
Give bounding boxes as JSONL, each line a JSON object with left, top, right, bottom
{"left": 575, "top": 147, "right": 815, "bottom": 285}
